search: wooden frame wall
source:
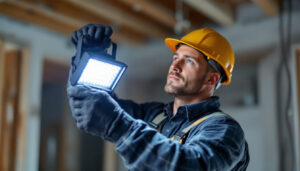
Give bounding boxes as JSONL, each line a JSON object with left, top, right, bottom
{"left": 17, "top": 46, "right": 30, "bottom": 171}
{"left": 0, "top": 39, "right": 29, "bottom": 171}
{"left": 39, "top": 57, "right": 73, "bottom": 171}
{"left": 0, "top": 39, "right": 4, "bottom": 147}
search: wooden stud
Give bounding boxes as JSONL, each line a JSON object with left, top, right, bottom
{"left": 16, "top": 46, "right": 30, "bottom": 171}
{"left": 0, "top": 38, "right": 5, "bottom": 171}
{"left": 9, "top": 49, "right": 22, "bottom": 171}
{"left": 0, "top": 41, "right": 30, "bottom": 171}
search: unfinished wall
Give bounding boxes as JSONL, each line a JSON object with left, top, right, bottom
{"left": 0, "top": 14, "right": 73, "bottom": 171}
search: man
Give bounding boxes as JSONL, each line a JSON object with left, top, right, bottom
{"left": 67, "top": 24, "right": 249, "bottom": 171}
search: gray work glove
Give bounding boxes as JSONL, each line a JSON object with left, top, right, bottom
{"left": 71, "top": 24, "right": 113, "bottom": 53}
{"left": 66, "top": 84, "right": 134, "bottom": 142}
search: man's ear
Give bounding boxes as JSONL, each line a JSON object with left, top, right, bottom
{"left": 206, "top": 72, "right": 220, "bottom": 86}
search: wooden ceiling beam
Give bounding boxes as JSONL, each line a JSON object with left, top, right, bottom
{"left": 41, "top": 0, "right": 147, "bottom": 44}
{"left": 0, "top": 0, "right": 146, "bottom": 44}
{"left": 250, "top": 0, "right": 278, "bottom": 16}
{"left": 64, "top": 0, "right": 169, "bottom": 39}
{"left": 0, "top": 0, "right": 80, "bottom": 35}
{"left": 44, "top": 0, "right": 110, "bottom": 25}
{"left": 184, "top": 0, "right": 234, "bottom": 26}
{"left": 118, "top": 0, "right": 176, "bottom": 28}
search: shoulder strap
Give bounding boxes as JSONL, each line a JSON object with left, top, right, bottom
{"left": 171, "top": 112, "right": 230, "bottom": 143}
{"left": 149, "top": 112, "right": 168, "bottom": 130}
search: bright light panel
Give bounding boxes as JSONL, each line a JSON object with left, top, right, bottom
{"left": 78, "top": 58, "right": 123, "bottom": 90}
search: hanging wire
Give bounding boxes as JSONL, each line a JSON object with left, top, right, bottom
{"left": 277, "top": 0, "right": 294, "bottom": 170}
{"left": 174, "top": 0, "right": 190, "bottom": 35}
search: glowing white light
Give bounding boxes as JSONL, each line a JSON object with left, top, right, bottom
{"left": 78, "top": 58, "right": 122, "bottom": 89}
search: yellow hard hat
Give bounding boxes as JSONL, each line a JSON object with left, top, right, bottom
{"left": 165, "top": 28, "right": 234, "bottom": 85}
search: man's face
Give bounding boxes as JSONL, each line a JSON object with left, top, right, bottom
{"left": 164, "top": 44, "right": 210, "bottom": 96}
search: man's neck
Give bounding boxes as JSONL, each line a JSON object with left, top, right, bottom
{"left": 173, "top": 95, "right": 210, "bottom": 115}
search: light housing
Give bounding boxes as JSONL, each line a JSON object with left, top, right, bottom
{"left": 70, "top": 37, "right": 127, "bottom": 91}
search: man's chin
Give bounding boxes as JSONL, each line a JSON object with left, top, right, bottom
{"left": 164, "top": 84, "right": 182, "bottom": 95}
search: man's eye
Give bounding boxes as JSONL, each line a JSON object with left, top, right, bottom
{"left": 186, "top": 59, "right": 193, "bottom": 64}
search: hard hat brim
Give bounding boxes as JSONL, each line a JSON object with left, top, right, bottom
{"left": 165, "top": 38, "right": 231, "bottom": 85}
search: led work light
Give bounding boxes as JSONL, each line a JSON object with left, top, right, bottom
{"left": 70, "top": 36, "right": 127, "bottom": 91}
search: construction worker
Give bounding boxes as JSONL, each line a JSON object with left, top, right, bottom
{"left": 67, "top": 24, "right": 249, "bottom": 170}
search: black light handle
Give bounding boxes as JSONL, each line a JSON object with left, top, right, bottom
{"left": 74, "top": 36, "right": 117, "bottom": 66}
{"left": 74, "top": 36, "right": 83, "bottom": 69}
{"left": 111, "top": 42, "right": 117, "bottom": 59}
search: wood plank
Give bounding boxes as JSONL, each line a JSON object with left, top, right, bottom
{"left": 0, "top": 43, "right": 30, "bottom": 171}
{"left": 41, "top": 0, "right": 147, "bottom": 44}
{"left": 184, "top": 0, "right": 234, "bottom": 26}
{"left": 8, "top": 50, "right": 22, "bottom": 171}
{"left": 0, "top": 1, "right": 79, "bottom": 35}
{"left": 0, "top": 39, "right": 5, "bottom": 171}
{"left": 0, "top": 1, "right": 146, "bottom": 44}
{"left": 16, "top": 46, "right": 30, "bottom": 171}
{"left": 250, "top": 0, "right": 278, "bottom": 16}
{"left": 118, "top": 0, "right": 176, "bottom": 28}
{"left": 0, "top": 39, "right": 4, "bottom": 138}
{"left": 0, "top": 50, "right": 19, "bottom": 171}
{"left": 43, "top": 0, "right": 110, "bottom": 25}
{"left": 65, "top": 0, "right": 169, "bottom": 38}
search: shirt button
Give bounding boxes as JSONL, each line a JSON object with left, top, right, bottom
{"left": 166, "top": 129, "right": 170, "bottom": 132}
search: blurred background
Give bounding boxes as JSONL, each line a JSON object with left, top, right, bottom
{"left": 0, "top": 0, "right": 299, "bottom": 170}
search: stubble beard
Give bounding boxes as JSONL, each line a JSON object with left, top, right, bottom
{"left": 164, "top": 73, "right": 206, "bottom": 96}
{"left": 164, "top": 80, "right": 183, "bottom": 95}
{"left": 164, "top": 76, "right": 191, "bottom": 96}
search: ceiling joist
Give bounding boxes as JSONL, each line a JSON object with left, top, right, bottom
{"left": 184, "top": 0, "right": 234, "bottom": 26}
{"left": 0, "top": 0, "right": 146, "bottom": 44}
{"left": 0, "top": 0, "right": 79, "bottom": 35}
{"left": 250, "top": 0, "right": 278, "bottom": 16}
{"left": 40, "top": 0, "right": 147, "bottom": 44}
{"left": 118, "top": 0, "right": 176, "bottom": 28}
{"left": 0, "top": 0, "right": 279, "bottom": 45}
{"left": 64, "top": 0, "right": 169, "bottom": 39}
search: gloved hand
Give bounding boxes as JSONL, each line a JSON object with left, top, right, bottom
{"left": 71, "top": 24, "right": 114, "bottom": 70}
{"left": 72, "top": 24, "right": 113, "bottom": 52}
{"left": 67, "top": 84, "right": 131, "bottom": 141}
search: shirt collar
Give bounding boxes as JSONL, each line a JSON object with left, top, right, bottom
{"left": 164, "top": 96, "right": 221, "bottom": 120}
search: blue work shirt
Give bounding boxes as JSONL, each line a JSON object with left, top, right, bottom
{"left": 110, "top": 96, "right": 249, "bottom": 171}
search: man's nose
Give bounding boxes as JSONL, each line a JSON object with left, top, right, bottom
{"left": 171, "top": 59, "right": 183, "bottom": 73}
